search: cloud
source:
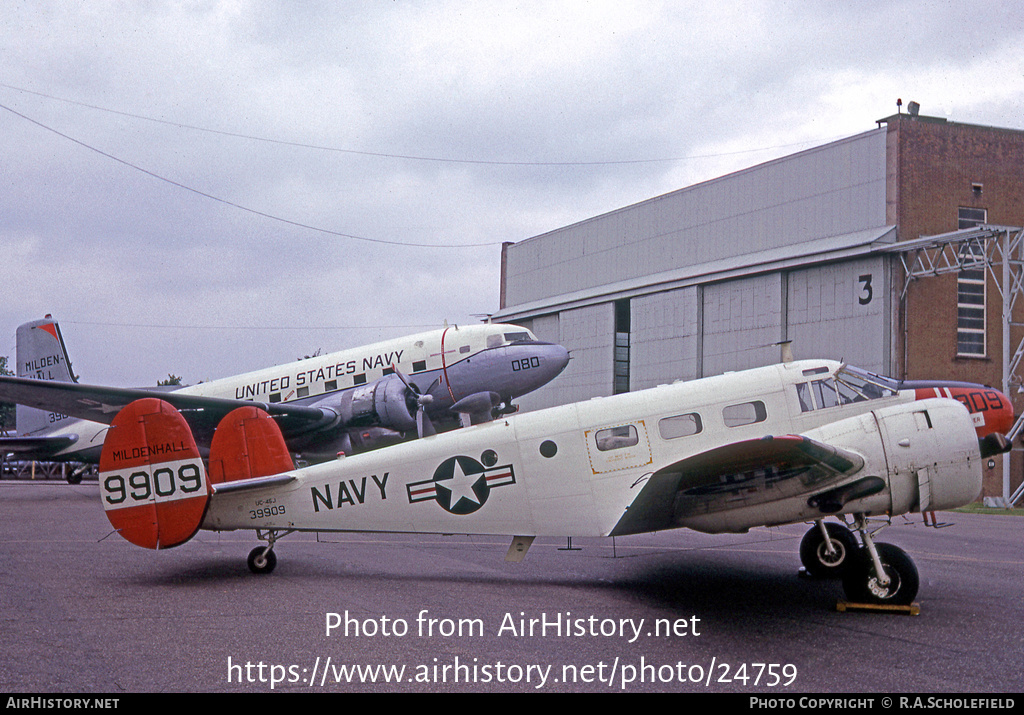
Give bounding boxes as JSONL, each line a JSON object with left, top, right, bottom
{"left": 2, "top": 0, "right": 1024, "bottom": 386}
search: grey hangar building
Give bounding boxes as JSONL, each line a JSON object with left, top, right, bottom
{"left": 493, "top": 109, "right": 1024, "bottom": 504}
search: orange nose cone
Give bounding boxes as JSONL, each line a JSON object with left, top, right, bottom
{"left": 916, "top": 385, "right": 1015, "bottom": 437}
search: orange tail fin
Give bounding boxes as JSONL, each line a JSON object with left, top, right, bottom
{"left": 207, "top": 406, "right": 294, "bottom": 484}
{"left": 98, "top": 398, "right": 209, "bottom": 549}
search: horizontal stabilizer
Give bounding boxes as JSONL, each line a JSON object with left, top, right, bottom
{"left": 211, "top": 473, "right": 296, "bottom": 495}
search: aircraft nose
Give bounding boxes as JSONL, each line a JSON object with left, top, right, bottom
{"left": 509, "top": 341, "right": 570, "bottom": 391}
{"left": 531, "top": 342, "right": 570, "bottom": 377}
{"left": 546, "top": 343, "right": 570, "bottom": 376}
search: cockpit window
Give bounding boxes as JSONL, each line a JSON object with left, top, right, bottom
{"left": 796, "top": 365, "right": 898, "bottom": 412}
{"left": 504, "top": 331, "right": 532, "bottom": 343}
{"left": 813, "top": 379, "right": 839, "bottom": 409}
{"left": 796, "top": 382, "right": 814, "bottom": 412}
{"left": 838, "top": 365, "right": 899, "bottom": 399}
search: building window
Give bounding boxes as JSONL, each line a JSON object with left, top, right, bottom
{"left": 957, "top": 208, "right": 987, "bottom": 357}
{"left": 958, "top": 207, "right": 986, "bottom": 229}
{"left": 613, "top": 299, "right": 630, "bottom": 394}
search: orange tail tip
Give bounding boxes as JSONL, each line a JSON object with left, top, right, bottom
{"left": 98, "top": 398, "right": 209, "bottom": 550}
{"left": 208, "top": 406, "right": 294, "bottom": 484}
{"left": 913, "top": 385, "right": 1015, "bottom": 437}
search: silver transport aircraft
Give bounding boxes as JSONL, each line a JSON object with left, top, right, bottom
{"left": 95, "top": 355, "right": 1012, "bottom": 606}
{"left": 0, "top": 316, "right": 570, "bottom": 475}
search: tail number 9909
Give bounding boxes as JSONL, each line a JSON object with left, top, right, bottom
{"left": 102, "top": 462, "right": 205, "bottom": 507}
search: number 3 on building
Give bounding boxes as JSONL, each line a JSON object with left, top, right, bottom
{"left": 858, "top": 274, "right": 873, "bottom": 305}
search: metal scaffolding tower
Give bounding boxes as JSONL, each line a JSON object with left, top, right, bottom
{"left": 883, "top": 224, "right": 1024, "bottom": 505}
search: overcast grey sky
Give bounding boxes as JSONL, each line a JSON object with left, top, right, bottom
{"left": 3, "top": 1, "right": 1023, "bottom": 388}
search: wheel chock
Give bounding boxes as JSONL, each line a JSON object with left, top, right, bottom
{"left": 835, "top": 600, "right": 920, "bottom": 615}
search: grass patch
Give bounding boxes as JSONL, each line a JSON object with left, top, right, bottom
{"left": 953, "top": 502, "right": 1024, "bottom": 516}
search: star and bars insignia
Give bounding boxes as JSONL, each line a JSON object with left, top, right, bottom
{"left": 406, "top": 455, "right": 516, "bottom": 515}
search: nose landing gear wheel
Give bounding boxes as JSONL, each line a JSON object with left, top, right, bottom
{"left": 799, "top": 522, "right": 858, "bottom": 578}
{"left": 247, "top": 547, "right": 277, "bottom": 575}
{"left": 842, "top": 542, "right": 918, "bottom": 605}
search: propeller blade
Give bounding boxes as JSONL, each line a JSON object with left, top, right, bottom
{"left": 390, "top": 365, "right": 414, "bottom": 391}
{"left": 417, "top": 396, "right": 437, "bottom": 438}
{"left": 389, "top": 364, "right": 438, "bottom": 438}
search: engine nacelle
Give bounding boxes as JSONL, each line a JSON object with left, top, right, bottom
{"left": 874, "top": 398, "right": 983, "bottom": 513}
{"left": 338, "top": 373, "right": 418, "bottom": 433}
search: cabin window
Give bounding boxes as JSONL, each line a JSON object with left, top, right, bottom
{"left": 325, "top": 379, "right": 338, "bottom": 391}
{"left": 723, "top": 401, "right": 767, "bottom": 427}
{"left": 658, "top": 413, "right": 703, "bottom": 439}
{"left": 297, "top": 386, "right": 309, "bottom": 399}
{"left": 595, "top": 425, "right": 639, "bottom": 451}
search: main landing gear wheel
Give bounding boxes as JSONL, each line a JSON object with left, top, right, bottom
{"left": 799, "top": 521, "right": 858, "bottom": 578}
{"left": 247, "top": 547, "right": 277, "bottom": 575}
{"left": 841, "top": 542, "right": 919, "bottom": 605}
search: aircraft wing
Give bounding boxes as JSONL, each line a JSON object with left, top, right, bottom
{"left": 611, "top": 435, "right": 867, "bottom": 536}
{"left": 0, "top": 375, "right": 336, "bottom": 445}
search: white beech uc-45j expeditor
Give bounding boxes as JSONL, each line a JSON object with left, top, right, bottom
{"left": 96, "top": 356, "right": 1012, "bottom": 606}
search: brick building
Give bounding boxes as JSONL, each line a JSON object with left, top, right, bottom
{"left": 889, "top": 114, "right": 1024, "bottom": 382}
